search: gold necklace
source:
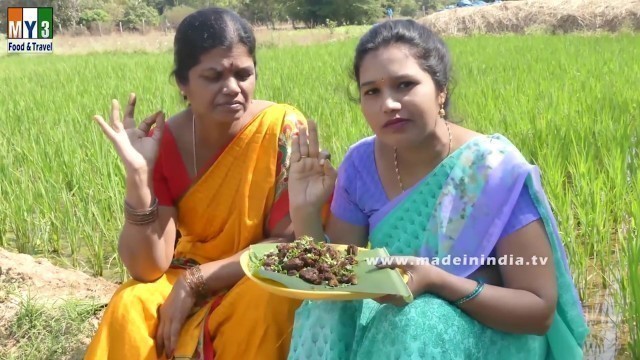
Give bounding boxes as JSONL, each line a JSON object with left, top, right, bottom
{"left": 394, "top": 120, "right": 452, "bottom": 192}
{"left": 192, "top": 114, "right": 197, "bottom": 177}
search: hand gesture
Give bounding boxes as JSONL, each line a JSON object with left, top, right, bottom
{"left": 93, "top": 93, "right": 165, "bottom": 173}
{"left": 374, "top": 256, "right": 437, "bottom": 306}
{"left": 288, "top": 120, "right": 337, "bottom": 211}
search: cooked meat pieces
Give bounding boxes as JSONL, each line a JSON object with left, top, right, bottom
{"left": 299, "top": 268, "right": 322, "bottom": 285}
{"left": 317, "top": 263, "right": 331, "bottom": 274}
{"left": 263, "top": 257, "right": 276, "bottom": 268}
{"left": 282, "top": 258, "right": 304, "bottom": 271}
{"left": 258, "top": 237, "right": 359, "bottom": 287}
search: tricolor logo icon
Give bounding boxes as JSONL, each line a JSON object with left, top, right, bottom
{"left": 7, "top": 7, "right": 54, "bottom": 53}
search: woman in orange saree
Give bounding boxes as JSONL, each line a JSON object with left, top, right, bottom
{"left": 85, "top": 8, "right": 312, "bottom": 360}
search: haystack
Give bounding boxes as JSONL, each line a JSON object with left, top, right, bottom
{"left": 419, "top": 0, "right": 640, "bottom": 35}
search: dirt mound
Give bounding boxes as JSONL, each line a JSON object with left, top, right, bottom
{"left": 420, "top": 0, "right": 640, "bottom": 35}
{"left": 0, "top": 248, "right": 118, "bottom": 357}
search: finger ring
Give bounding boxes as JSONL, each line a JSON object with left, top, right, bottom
{"left": 406, "top": 270, "right": 414, "bottom": 283}
{"left": 300, "top": 155, "right": 308, "bottom": 158}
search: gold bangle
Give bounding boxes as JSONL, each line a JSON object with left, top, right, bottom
{"left": 186, "top": 266, "right": 207, "bottom": 298}
{"left": 183, "top": 271, "right": 195, "bottom": 294}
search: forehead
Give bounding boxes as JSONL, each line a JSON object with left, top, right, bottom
{"left": 359, "top": 44, "right": 424, "bottom": 80}
{"left": 196, "top": 44, "right": 254, "bottom": 70}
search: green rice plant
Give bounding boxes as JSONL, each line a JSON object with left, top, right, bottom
{"left": 0, "top": 33, "right": 639, "bottom": 354}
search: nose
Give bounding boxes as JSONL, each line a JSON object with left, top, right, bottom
{"left": 222, "top": 76, "right": 241, "bottom": 95}
{"left": 381, "top": 93, "right": 401, "bottom": 113}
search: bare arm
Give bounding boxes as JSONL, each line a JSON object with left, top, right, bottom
{"left": 92, "top": 95, "right": 175, "bottom": 282}
{"left": 422, "top": 219, "right": 558, "bottom": 335}
{"left": 117, "top": 169, "right": 176, "bottom": 282}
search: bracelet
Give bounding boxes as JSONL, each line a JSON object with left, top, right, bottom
{"left": 124, "top": 197, "right": 158, "bottom": 225}
{"left": 184, "top": 265, "right": 207, "bottom": 298}
{"left": 453, "top": 279, "right": 485, "bottom": 306}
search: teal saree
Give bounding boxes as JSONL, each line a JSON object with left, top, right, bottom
{"left": 287, "top": 134, "right": 589, "bottom": 360}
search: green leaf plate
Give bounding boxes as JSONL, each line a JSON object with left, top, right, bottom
{"left": 240, "top": 243, "right": 413, "bottom": 302}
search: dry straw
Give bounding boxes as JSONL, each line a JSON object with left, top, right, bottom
{"left": 420, "top": 0, "right": 640, "bottom": 35}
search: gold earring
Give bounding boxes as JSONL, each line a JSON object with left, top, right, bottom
{"left": 439, "top": 105, "right": 446, "bottom": 118}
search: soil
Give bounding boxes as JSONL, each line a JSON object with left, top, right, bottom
{"left": 0, "top": 248, "right": 118, "bottom": 355}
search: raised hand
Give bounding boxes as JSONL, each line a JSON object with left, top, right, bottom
{"left": 288, "top": 120, "right": 336, "bottom": 212}
{"left": 93, "top": 93, "right": 165, "bottom": 173}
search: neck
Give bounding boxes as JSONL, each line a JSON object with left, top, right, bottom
{"left": 191, "top": 109, "right": 240, "bottom": 147}
{"left": 395, "top": 120, "right": 451, "bottom": 169}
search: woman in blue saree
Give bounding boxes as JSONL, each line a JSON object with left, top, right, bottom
{"left": 285, "top": 20, "right": 589, "bottom": 359}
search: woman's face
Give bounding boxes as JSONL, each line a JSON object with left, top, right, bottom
{"left": 358, "top": 44, "right": 445, "bottom": 148}
{"left": 179, "top": 44, "right": 256, "bottom": 123}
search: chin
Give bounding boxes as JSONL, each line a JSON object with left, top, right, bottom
{"left": 214, "top": 108, "right": 245, "bottom": 123}
{"left": 380, "top": 132, "right": 427, "bottom": 150}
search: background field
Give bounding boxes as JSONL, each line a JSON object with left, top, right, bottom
{"left": 1, "top": 33, "right": 638, "bottom": 358}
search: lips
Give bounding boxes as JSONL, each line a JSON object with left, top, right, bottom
{"left": 383, "top": 117, "right": 410, "bottom": 128}
{"left": 218, "top": 100, "right": 243, "bottom": 107}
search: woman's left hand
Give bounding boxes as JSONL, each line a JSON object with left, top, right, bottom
{"left": 155, "top": 276, "right": 197, "bottom": 359}
{"left": 374, "top": 256, "right": 440, "bottom": 307}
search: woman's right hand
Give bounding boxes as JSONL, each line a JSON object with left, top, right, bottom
{"left": 93, "top": 93, "right": 165, "bottom": 173}
{"left": 288, "top": 120, "right": 337, "bottom": 212}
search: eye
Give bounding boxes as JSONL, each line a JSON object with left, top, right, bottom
{"left": 235, "top": 70, "right": 253, "bottom": 82}
{"left": 363, "top": 88, "right": 379, "bottom": 96}
{"left": 201, "top": 73, "right": 221, "bottom": 82}
{"left": 399, "top": 81, "right": 415, "bottom": 90}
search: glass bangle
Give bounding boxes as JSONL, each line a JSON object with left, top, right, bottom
{"left": 453, "top": 279, "right": 485, "bottom": 306}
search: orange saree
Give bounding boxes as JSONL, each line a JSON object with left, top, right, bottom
{"left": 85, "top": 104, "right": 305, "bottom": 360}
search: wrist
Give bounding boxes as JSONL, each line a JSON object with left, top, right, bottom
{"left": 126, "top": 167, "right": 152, "bottom": 184}
{"left": 290, "top": 205, "right": 323, "bottom": 218}
{"left": 125, "top": 170, "right": 155, "bottom": 210}
{"left": 422, "top": 266, "right": 448, "bottom": 295}
{"left": 177, "top": 274, "right": 197, "bottom": 299}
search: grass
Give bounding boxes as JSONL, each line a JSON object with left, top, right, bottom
{"left": 0, "top": 295, "right": 103, "bottom": 360}
{"left": 0, "top": 33, "right": 638, "bottom": 357}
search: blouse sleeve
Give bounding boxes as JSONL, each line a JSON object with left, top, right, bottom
{"left": 150, "top": 128, "right": 174, "bottom": 207}
{"left": 330, "top": 149, "right": 369, "bottom": 227}
{"left": 499, "top": 185, "right": 541, "bottom": 239}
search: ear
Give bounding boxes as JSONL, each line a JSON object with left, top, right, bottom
{"left": 176, "top": 79, "right": 188, "bottom": 101}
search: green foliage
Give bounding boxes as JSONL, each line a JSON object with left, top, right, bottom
{"left": 285, "top": 0, "right": 383, "bottom": 28}
{"left": 237, "top": 0, "right": 288, "bottom": 28}
{"left": 3, "top": 0, "right": 438, "bottom": 32}
{"left": 163, "top": 5, "right": 197, "bottom": 28}
{"left": 79, "top": 9, "right": 112, "bottom": 27}
{"left": 122, "top": 0, "right": 160, "bottom": 30}
{"left": 397, "top": 0, "right": 420, "bottom": 16}
{"left": 0, "top": 295, "right": 104, "bottom": 359}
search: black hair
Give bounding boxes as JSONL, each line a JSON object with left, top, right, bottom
{"left": 353, "top": 19, "right": 454, "bottom": 116}
{"left": 171, "top": 7, "right": 257, "bottom": 86}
